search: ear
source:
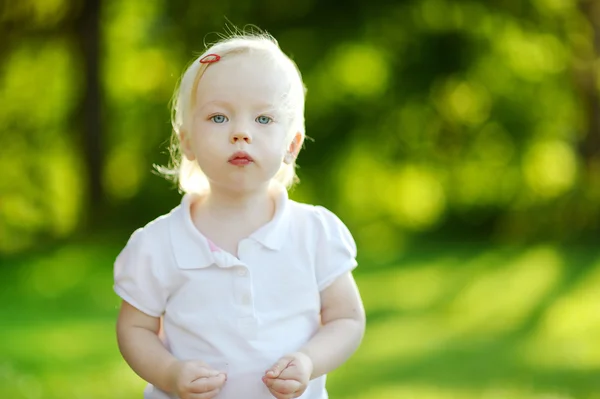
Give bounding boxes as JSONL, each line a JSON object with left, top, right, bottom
{"left": 179, "top": 129, "right": 196, "bottom": 161}
{"left": 284, "top": 132, "right": 303, "bottom": 164}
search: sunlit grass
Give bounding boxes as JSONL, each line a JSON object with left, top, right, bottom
{"left": 520, "top": 255, "right": 600, "bottom": 370}
{"left": 2, "top": 240, "right": 600, "bottom": 398}
{"left": 0, "top": 318, "right": 144, "bottom": 399}
{"left": 444, "top": 245, "right": 563, "bottom": 335}
{"left": 347, "top": 383, "right": 582, "bottom": 399}
{"left": 0, "top": 358, "right": 143, "bottom": 399}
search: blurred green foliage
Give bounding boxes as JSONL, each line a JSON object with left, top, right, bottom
{"left": 1, "top": 0, "right": 600, "bottom": 255}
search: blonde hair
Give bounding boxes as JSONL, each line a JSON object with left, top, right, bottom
{"left": 156, "top": 30, "right": 307, "bottom": 194}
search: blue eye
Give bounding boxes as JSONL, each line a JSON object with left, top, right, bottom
{"left": 256, "top": 115, "right": 272, "bottom": 125}
{"left": 210, "top": 115, "right": 228, "bottom": 123}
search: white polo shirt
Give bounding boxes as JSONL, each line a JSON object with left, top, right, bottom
{"left": 113, "top": 186, "right": 358, "bottom": 399}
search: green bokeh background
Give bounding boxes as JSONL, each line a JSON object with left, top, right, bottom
{"left": 1, "top": 0, "right": 600, "bottom": 398}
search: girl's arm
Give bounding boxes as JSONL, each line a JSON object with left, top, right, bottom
{"left": 116, "top": 300, "right": 181, "bottom": 392}
{"left": 300, "top": 271, "right": 366, "bottom": 378}
{"left": 117, "top": 301, "right": 227, "bottom": 397}
{"left": 264, "top": 271, "right": 365, "bottom": 398}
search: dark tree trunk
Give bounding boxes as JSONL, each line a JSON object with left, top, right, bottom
{"left": 75, "top": 0, "right": 104, "bottom": 222}
{"left": 577, "top": 0, "right": 600, "bottom": 161}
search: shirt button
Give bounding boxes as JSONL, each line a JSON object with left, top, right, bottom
{"left": 238, "top": 268, "right": 247, "bottom": 277}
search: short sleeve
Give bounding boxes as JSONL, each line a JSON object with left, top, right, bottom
{"left": 113, "top": 227, "right": 168, "bottom": 317}
{"left": 314, "top": 206, "right": 358, "bottom": 291}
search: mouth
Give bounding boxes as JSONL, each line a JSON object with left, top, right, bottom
{"left": 228, "top": 151, "right": 254, "bottom": 166}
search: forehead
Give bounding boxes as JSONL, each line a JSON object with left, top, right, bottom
{"left": 195, "top": 52, "right": 290, "bottom": 107}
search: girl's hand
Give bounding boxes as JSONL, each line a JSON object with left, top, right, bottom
{"left": 262, "top": 352, "right": 313, "bottom": 399}
{"left": 167, "top": 360, "right": 227, "bottom": 399}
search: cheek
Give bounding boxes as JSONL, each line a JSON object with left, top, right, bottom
{"left": 194, "top": 141, "right": 223, "bottom": 165}
{"left": 190, "top": 124, "right": 227, "bottom": 150}
{"left": 187, "top": 137, "right": 224, "bottom": 171}
{"left": 260, "top": 128, "right": 288, "bottom": 152}
{"left": 261, "top": 143, "right": 287, "bottom": 167}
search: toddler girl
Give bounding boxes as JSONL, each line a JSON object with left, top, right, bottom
{"left": 114, "top": 31, "right": 365, "bottom": 399}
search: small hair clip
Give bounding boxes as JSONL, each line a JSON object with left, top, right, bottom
{"left": 199, "top": 54, "right": 221, "bottom": 64}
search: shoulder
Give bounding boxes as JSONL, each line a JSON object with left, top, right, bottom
{"left": 287, "top": 200, "right": 353, "bottom": 238}
{"left": 287, "top": 199, "right": 349, "bottom": 227}
{"left": 114, "top": 204, "right": 184, "bottom": 316}
{"left": 287, "top": 201, "right": 357, "bottom": 289}
{"left": 136, "top": 202, "right": 183, "bottom": 240}
{"left": 118, "top": 202, "right": 184, "bottom": 261}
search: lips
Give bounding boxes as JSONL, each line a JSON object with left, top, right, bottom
{"left": 228, "top": 151, "right": 254, "bottom": 166}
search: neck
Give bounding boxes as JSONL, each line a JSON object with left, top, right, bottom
{"left": 202, "top": 182, "right": 274, "bottom": 220}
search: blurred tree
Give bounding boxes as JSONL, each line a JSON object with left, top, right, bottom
{"left": 0, "top": 0, "right": 104, "bottom": 252}
{"left": 75, "top": 0, "right": 104, "bottom": 217}
{"left": 576, "top": 0, "right": 600, "bottom": 162}
{"left": 1, "top": 0, "right": 600, "bottom": 255}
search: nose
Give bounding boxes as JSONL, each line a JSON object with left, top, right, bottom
{"left": 230, "top": 131, "right": 252, "bottom": 144}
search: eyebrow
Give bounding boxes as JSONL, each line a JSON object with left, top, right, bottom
{"left": 199, "top": 100, "right": 233, "bottom": 110}
{"left": 199, "top": 100, "right": 279, "bottom": 113}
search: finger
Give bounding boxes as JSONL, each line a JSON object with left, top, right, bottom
{"left": 278, "top": 365, "right": 301, "bottom": 381}
{"left": 265, "top": 378, "right": 301, "bottom": 395}
{"left": 191, "top": 366, "right": 222, "bottom": 379}
{"left": 267, "top": 387, "right": 295, "bottom": 399}
{"left": 262, "top": 375, "right": 278, "bottom": 389}
{"left": 189, "top": 374, "right": 227, "bottom": 393}
{"left": 262, "top": 375, "right": 272, "bottom": 387}
{"left": 188, "top": 388, "right": 221, "bottom": 399}
{"left": 266, "top": 356, "right": 293, "bottom": 378}
{"left": 189, "top": 360, "right": 210, "bottom": 369}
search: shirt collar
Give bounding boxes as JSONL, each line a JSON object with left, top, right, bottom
{"left": 169, "top": 184, "right": 290, "bottom": 270}
{"left": 248, "top": 183, "right": 290, "bottom": 251}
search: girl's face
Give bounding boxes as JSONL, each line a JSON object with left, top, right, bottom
{"left": 182, "top": 53, "right": 298, "bottom": 193}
